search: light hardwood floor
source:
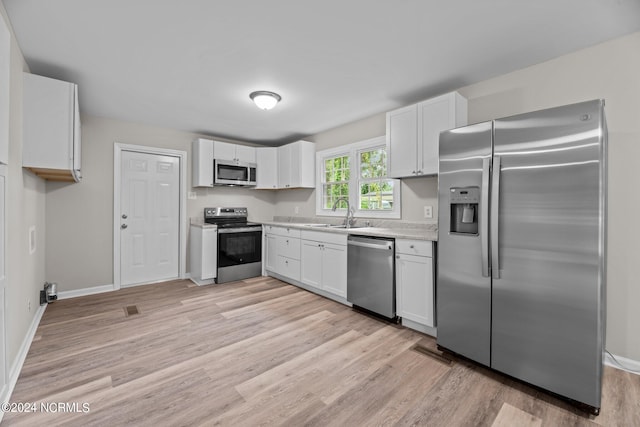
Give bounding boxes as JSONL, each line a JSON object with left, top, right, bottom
{"left": 3, "top": 277, "right": 639, "bottom": 426}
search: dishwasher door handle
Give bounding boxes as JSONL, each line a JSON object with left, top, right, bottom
{"left": 348, "top": 240, "right": 393, "bottom": 251}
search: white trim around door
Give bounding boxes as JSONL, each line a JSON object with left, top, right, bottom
{"left": 113, "top": 143, "right": 187, "bottom": 290}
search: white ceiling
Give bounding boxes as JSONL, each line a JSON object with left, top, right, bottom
{"left": 4, "top": 0, "right": 640, "bottom": 145}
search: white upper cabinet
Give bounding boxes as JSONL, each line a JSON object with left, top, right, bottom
{"left": 235, "top": 144, "right": 256, "bottom": 163}
{"left": 277, "top": 140, "right": 315, "bottom": 189}
{"left": 192, "top": 138, "right": 257, "bottom": 187}
{"left": 22, "top": 73, "right": 82, "bottom": 182}
{"left": 213, "top": 140, "right": 256, "bottom": 163}
{"left": 277, "top": 144, "right": 291, "bottom": 188}
{"left": 256, "top": 147, "right": 278, "bottom": 189}
{"left": 0, "top": 17, "right": 9, "bottom": 165}
{"left": 193, "top": 139, "right": 313, "bottom": 189}
{"left": 387, "top": 91, "right": 467, "bottom": 178}
{"left": 192, "top": 138, "right": 214, "bottom": 187}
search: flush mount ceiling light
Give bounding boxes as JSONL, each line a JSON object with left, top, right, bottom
{"left": 249, "top": 91, "right": 282, "bottom": 110}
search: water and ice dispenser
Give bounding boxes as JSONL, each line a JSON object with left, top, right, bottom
{"left": 449, "top": 187, "right": 479, "bottom": 235}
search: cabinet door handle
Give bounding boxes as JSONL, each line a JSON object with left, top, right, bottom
{"left": 410, "top": 244, "right": 414, "bottom": 248}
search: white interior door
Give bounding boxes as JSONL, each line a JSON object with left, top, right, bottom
{"left": 120, "top": 150, "right": 180, "bottom": 286}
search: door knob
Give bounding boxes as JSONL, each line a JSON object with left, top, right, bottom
{"left": 121, "top": 224, "right": 128, "bottom": 229}
{"left": 122, "top": 214, "right": 128, "bottom": 219}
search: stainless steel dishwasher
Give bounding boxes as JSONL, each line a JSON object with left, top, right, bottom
{"left": 347, "top": 235, "right": 396, "bottom": 321}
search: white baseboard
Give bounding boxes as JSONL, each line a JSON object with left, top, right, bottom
{"left": 57, "top": 284, "right": 115, "bottom": 300}
{"left": 1, "top": 304, "right": 46, "bottom": 420}
{"left": 190, "top": 276, "right": 216, "bottom": 286}
{"left": 401, "top": 318, "right": 437, "bottom": 338}
{"left": 605, "top": 352, "right": 640, "bottom": 375}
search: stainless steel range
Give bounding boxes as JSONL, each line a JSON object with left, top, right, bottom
{"left": 204, "top": 207, "right": 262, "bottom": 283}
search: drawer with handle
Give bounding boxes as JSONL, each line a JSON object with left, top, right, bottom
{"left": 396, "top": 239, "right": 432, "bottom": 257}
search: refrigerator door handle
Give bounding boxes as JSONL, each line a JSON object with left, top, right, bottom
{"left": 481, "top": 157, "right": 491, "bottom": 277}
{"left": 491, "top": 155, "right": 501, "bottom": 279}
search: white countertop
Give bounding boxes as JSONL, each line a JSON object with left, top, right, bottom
{"left": 261, "top": 221, "right": 438, "bottom": 241}
{"left": 190, "top": 218, "right": 217, "bottom": 229}
{"left": 190, "top": 217, "right": 438, "bottom": 241}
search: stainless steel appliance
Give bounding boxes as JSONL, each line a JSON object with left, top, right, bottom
{"left": 347, "top": 235, "right": 396, "bottom": 320}
{"left": 437, "top": 100, "right": 607, "bottom": 414}
{"left": 204, "top": 207, "right": 262, "bottom": 283}
{"left": 214, "top": 159, "right": 257, "bottom": 186}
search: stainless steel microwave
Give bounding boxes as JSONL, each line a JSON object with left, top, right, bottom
{"left": 214, "top": 159, "right": 257, "bottom": 186}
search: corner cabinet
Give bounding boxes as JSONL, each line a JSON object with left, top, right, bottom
{"left": 277, "top": 140, "right": 315, "bottom": 189}
{"left": 256, "top": 141, "right": 315, "bottom": 190}
{"left": 396, "top": 239, "right": 436, "bottom": 336}
{"left": 22, "top": 73, "right": 82, "bottom": 182}
{"left": 387, "top": 92, "right": 467, "bottom": 178}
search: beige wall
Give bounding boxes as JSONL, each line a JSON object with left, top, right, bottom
{"left": 1, "top": 3, "right": 46, "bottom": 382}
{"left": 44, "top": 116, "right": 276, "bottom": 292}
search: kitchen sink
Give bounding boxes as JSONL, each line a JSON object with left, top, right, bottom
{"left": 301, "top": 223, "right": 369, "bottom": 229}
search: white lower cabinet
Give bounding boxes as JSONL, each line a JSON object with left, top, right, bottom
{"left": 276, "top": 255, "right": 300, "bottom": 281}
{"left": 264, "top": 226, "right": 347, "bottom": 303}
{"left": 264, "top": 226, "right": 301, "bottom": 281}
{"left": 300, "top": 240, "right": 322, "bottom": 289}
{"left": 300, "top": 233, "right": 347, "bottom": 298}
{"left": 396, "top": 239, "right": 435, "bottom": 334}
{"left": 319, "top": 242, "right": 347, "bottom": 298}
{"left": 189, "top": 225, "right": 217, "bottom": 285}
{"left": 265, "top": 233, "right": 277, "bottom": 272}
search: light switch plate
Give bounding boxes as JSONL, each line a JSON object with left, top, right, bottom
{"left": 424, "top": 205, "right": 433, "bottom": 219}
{"left": 29, "top": 225, "right": 36, "bottom": 254}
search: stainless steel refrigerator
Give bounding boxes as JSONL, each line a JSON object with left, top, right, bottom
{"left": 437, "top": 100, "right": 607, "bottom": 414}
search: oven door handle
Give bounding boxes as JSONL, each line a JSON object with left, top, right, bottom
{"left": 217, "top": 227, "right": 263, "bottom": 234}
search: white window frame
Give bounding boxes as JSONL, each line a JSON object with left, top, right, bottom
{"left": 315, "top": 136, "right": 401, "bottom": 219}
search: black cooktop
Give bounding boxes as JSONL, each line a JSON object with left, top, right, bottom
{"left": 213, "top": 221, "right": 261, "bottom": 229}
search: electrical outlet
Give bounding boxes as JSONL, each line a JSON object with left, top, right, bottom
{"left": 188, "top": 191, "right": 197, "bottom": 200}
{"left": 424, "top": 205, "right": 433, "bottom": 219}
{"left": 294, "top": 206, "right": 300, "bottom": 214}
{"left": 28, "top": 299, "right": 31, "bottom": 312}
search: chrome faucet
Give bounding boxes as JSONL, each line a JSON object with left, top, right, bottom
{"left": 332, "top": 197, "right": 356, "bottom": 228}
